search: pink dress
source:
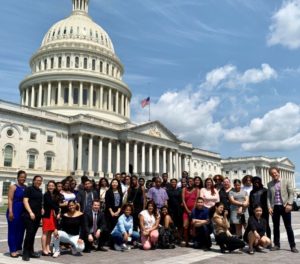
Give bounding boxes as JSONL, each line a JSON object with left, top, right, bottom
{"left": 183, "top": 188, "right": 198, "bottom": 221}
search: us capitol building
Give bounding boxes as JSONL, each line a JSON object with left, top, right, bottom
{"left": 0, "top": 0, "right": 296, "bottom": 196}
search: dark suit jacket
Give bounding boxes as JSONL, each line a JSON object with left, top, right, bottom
{"left": 105, "top": 189, "right": 123, "bottom": 213}
{"left": 84, "top": 209, "right": 107, "bottom": 235}
{"left": 77, "top": 189, "right": 99, "bottom": 212}
{"left": 42, "top": 192, "right": 60, "bottom": 218}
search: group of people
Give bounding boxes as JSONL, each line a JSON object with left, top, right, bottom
{"left": 6, "top": 167, "right": 298, "bottom": 261}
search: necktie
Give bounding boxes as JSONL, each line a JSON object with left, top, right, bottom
{"left": 93, "top": 213, "right": 97, "bottom": 235}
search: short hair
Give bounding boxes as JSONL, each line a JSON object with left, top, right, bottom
{"left": 17, "top": 170, "right": 26, "bottom": 178}
{"left": 33, "top": 175, "right": 42, "bottom": 182}
{"left": 170, "top": 178, "right": 178, "bottom": 183}
{"left": 269, "top": 167, "right": 280, "bottom": 175}
{"left": 92, "top": 199, "right": 101, "bottom": 205}
{"left": 81, "top": 176, "right": 89, "bottom": 183}
{"left": 233, "top": 179, "right": 241, "bottom": 185}
{"left": 122, "top": 203, "right": 133, "bottom": 213}
{"left": 197, "top": 197, "right": 204, "bottom": 202}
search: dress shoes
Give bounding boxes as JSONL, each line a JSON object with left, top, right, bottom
{"left": 97, "top": 247, "right": 108, "bottom": 252}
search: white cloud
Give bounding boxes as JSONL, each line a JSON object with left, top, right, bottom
{"left": 225, "top": 102, "right": 300, "bottom": 151}
{"left": 201, "top": 63, "right": 277, "bottom": 90}
{"left": 267, "top": 0, "right": 300, "bottom": 49}
{"left": 132, "top": 88, "right": 223, "bottom": 148}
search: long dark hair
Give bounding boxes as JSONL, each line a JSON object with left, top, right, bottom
{"left": 145, "top": 200, "right": 158, "bottom": 218}
{"left": 205, "top": 177, "right": 216, "bottom": 195}
{"left": 109, "top": 179, "right": 122, "bottom": 195}
{"left": 194, "top": 176, "right": 203, "bottom": 189}
{"left": 46, "top": 180, "right": 61, "bottom": 203}
{"left": 98, "top": 177, "right": 109, "bottom": 188}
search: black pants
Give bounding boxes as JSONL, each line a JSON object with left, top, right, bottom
{"left": 23, "top": 215, "right": 41, "bottom": 256}
{"left": 215, "top": 232, "right": 245, "bottom": 252}
{"left": 194, "top": 226, "right": 212, "bottom": 249}
{"left": 84, "top": 231, "right": 109, "bottom": 250}
{"left": 272, "top": 205, "right": 295, "bottom": 248}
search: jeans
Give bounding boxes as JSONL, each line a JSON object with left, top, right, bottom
{"left": 194, "top": 225, "right": 212, "bottom": 248}
{"left": 23, "top": 215, "right": 41, "bottom": 256}
{"left": 53, "top": 231, "right": 85, "bottom": 253}
{"left": 111, "top": 231, "right": 140, "bottom": 246}
{"left": 272, "top": 205, "right": 296, "bottom": 248}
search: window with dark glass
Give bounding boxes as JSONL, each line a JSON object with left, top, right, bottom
{"left": 4, "top": 145, "right": 13, "bottom": 167}
{"left": 73, "top": 88, "right": 79, "bottom": 104}
{"left": 83, "top": 89, "right": 88, "bottom": 105}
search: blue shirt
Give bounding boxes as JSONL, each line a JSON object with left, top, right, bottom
{"left": 191, "top": 207, "right": 209, "bottom": 220}
{"left": 111, "top": 214, "right": 133, "bottom": 236}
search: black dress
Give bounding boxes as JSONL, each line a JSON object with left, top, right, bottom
{"left": 243, "top": 215, "right": 267, "bottom": 243}
{"left": 167, "top": 187, "right": 183, "bottom": 228}
{"left": 127, "top": 187, "right": 144, "bottom": 230}
{"left": 104, "top": 189, "right": 123, "bottom": 232}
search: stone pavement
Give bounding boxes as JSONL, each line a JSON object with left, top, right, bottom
{"left": 0, "top": 212, "right": 299, "bottom": 264}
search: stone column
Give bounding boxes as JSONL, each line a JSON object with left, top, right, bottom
{"left": 25, "top": 88, "right": 29, "bottom": 106}
{"left": 99, "top": 85, "right": 103, "bottom": 109}
{"left": 168, "top": 150, "right": 173, "bottom": 178}
{"left": 116, "top": 91, "right": 119, "bottom": 114}
{"left": 89, "top": 83, "right": 94, "bottom": 107}
{"left": 47, "top": 82, "right": 52, "bottom": 106}
{"left": 31, "top": 86, "right": 35, "bottom": 107}
{"left": 68, "top": 81, "right": 73, "bottom": 106}
{"left": 108, "top": 88, "right": 112, "bottom": 111}
{"left": 189, "top": 156, "right": 193, "bottom": 177}
{"left": 133, "top": 141, "right": 138, "bottom": 174}
{"left": 121, "top": 94, "right": 124, "bottom": 116}
{"left": 98, "top": 137, "right": 103, "bottom": 177}
{"left": 116, "top": 142, "right": 120, "bottom": 173}
{"left": 155, "top": 146, "right": 160, "bottom": 175}
{"left": 178, "top": 153, "right": 182, "bottom": 177}
{"left": 0, "top": 181, "right": 3, "bottom": 206}
{"left": 57, "top": 81, "right": 62, "bottom": 106}
{"left": 38, "top": 84, "right": 42, "bottom": 107}
{"left": 125, "top": 141, "right": 130, "bottom": 174}
{"left": 107, "top": 139, "right": 112, "bottom": 177}
{"left": 79, "top": 82, "right": 83, "bottom": 107}
{"left": 141, "top": 143, "right": 145, "bottom": 176}
{"left": 87, "top": 136, "right": 94, "bottom": 176}
{"left": 162, "top": 148, "right": 166, "bottom": 173}
{"left": 125, "top": 97, "right": 128, "bottom": 117}
{"left": 68, "top": 136, "right": 75, "bottom": 172}
{"left": 148, "top": 145, "right": 153, "bottom": 175}
{"left": 76, "top": 134, "right": 83, "bottom": 174}
{"left": 175, "top": 151, "right": 179, "bottom": 179}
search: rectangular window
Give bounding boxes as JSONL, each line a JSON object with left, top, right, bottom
{"left": 58, "top": 57, "right": 62, "bottom": 68}
{"left": 51, "top": 58, "right": 54, "bottom": 69}
{"left": 84, "top": 58, "right": 88, "bottom": 69}
{"left": 226, "top": 171, "right": 229, "bottom": 174}
{"left": 64, "top": 87, "right": 69, "bottom": 104}
{"left": 47, "top": 136, "right": 53, "bottom": 143}
{"left": 234, "top": 170, "right": 238, "bottom": 174}
{"left": 243, "top": 170, "right": 247, "bottom": 174}
{"left": 106, "top": 63, "right": 109, "bottom": 75}
{"left": 66, "top": 57, "right": 70, "bottom": 68}
{"left": 75, "top": 57, "right": 79, "bottom": 68}
{"left": 100, "top": 61, "right": 103, "bottom": 72}
{"left": 3, "top": 182, "right": 11, "bottom": 196}
{"left": 83, "top": 89, "right": 88, "bottom": 105}
{"left": 46, "top": 157, "right": 52, "bottom": 171}
{"left": 73, "top": 88, "right": 79, "bottom": 104}
{"left": 28, "top": 154, "right": 35, "bottom": 169}
{"left": 92, "top": 59, "right": 96, "bottom": 70}
{"left": 93, "top": 90, "right": 97, "bottom": 106}
{"left": 30, "top": 133, "right": 37, "bottom": 141}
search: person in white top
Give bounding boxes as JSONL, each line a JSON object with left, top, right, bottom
{"left": 139, "top": 201, "right": 160, "bottom": 250}
{"left": 242, "top": 175, "right": 253, "bottom": 196}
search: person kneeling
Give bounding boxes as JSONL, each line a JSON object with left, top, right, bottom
{"left": 111, "top": 204, "right": 140, "bottom": 251}
{"left": 243, "top": 205, "right": 271, "bottom": 254}
{"left": 52, "top": 201, "right": 85, "bottom": 258}
{"left": 212, "top": 202, "right": 245, "bottom": 253}
{"left": 159, "top": 206, "right": 176, "bottom": 249}
{"left": 191, "top": 197, "right": 212, "bottom": 250}
{"left": 83, "top": 199, "right": 108, "bottom": 252}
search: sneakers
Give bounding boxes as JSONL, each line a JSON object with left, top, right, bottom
{"left": 114, "top": 243, "right": 123, "bottom": 251}
{"left": 270, "top": 246, "right": 280, "bottom": 251}
{"left": 52, "top": 252, "right": 60, "bottom": 258}
{"left": 71, "top": 247, "right": 77, "bottom": 255}
{"left": 291, "top": 247, "right": 299, "bottom": 253}
{"left": 122, "top": 244, "right": 131, "bottom": 251}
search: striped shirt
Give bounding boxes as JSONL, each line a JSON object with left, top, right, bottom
{"left": 274, "top": 180, "right": 283, "bottom": 205}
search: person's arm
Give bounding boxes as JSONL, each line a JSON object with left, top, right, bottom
{"left": 164, "top": 189, "right": 169, "bottom": 206}
{"left": 215, "top": 189, "right": 220, "bottom": 203}
{"left": 7, "top": 184, "right": 16, "bottom": 221}
{"left": 139, "top": 214, "right": 145, "bottom": 232}
{"left": 243, "top": 194, "right": 249, "bottom": 208}
{"left": 128, "top": 217, "right": 133, "bottom": 235}
{"left": 229, "top": 193, "right": 243, "bottom": 206}
{"left": 44, "top": 193, "right": 60, "bottom": 214}
{"left": 148, "top": 216, "right": 160, "bottom": 232}
{"left": 286, "top": 180, "right": 294, "bottom": 210}
{"left": 147, "top": 188, "right": 153, "bottom": 201}
{"left": 23, "top": 188, "right": 35, "bottom": 220}
{"left": 182, "top": 188, "right": 189, "bottom": 213}
{"left": 142, "top": 187, "right": 146, "bottom": 209}
{"left": 213, "top": 215, "right": 229, "bottom": 229}
{"left": 163, "top": 215, "right": 173, "bottom": 228}
{"left": 78, "top": 213, "right": 85, "bottom": 241}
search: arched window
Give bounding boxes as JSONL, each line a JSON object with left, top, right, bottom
{"left": 45, "top": 151, "right": 55, "bottom": 171}
{"left": 75, "top": 56, "right": 79, "bottom": 68}
{"left": 58, "top": 57, "right": 62, "bottom": 68}
{"left": 84, "top": 58, "right": 88, "bottom": 69}
{"left": 4, "top": 145, "right": 13, "bottom": 167}
{"left": 92, "top": 59, "right": 96, "bottom": 70}
{"left": 50, "top": 58, "right": 54, "bottom": 69}
{"left": 66, "top": 56, "right": 70, "bottom": 68}
{"left": 100, "top": 61, "right": 103, "bottom": 73}
{"left": 27, "top": 149, "right": 38, "bottom": 169}
{"left": 106, "top": 63, "right": 109, "bottom": 75}
{"left": 44, "top": 59, "right": 47, "bottom": 70}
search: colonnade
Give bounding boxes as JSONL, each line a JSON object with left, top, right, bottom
{"left": 21, "top": 81, "right": 130, "bottom": 118}
{"left": 259, "top": 166, "right": 295, "bottom": 188}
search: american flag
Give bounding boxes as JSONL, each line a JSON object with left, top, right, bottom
{"left": 141, "top": 97, "right": 150, "bottom": 108}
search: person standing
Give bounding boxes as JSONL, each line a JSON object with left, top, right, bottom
{"left": 147, "top": 177, "right": 168, "bottom": 210}
{"left": 7, "top": 170, "right": 27, "bottom": 258}
{"left": 77, "top": 179, "right": 99, "bottom": 213}
{"left": 267, "top": 167, "right": 298, "bottom": 253}
{"left": 161, "top": 173, "right": 171, "bottom": 190}
{"left": 22, "top": 175, "right": 43, "bottom": 261}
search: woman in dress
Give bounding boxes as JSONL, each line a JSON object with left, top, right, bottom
{"left": 127, "top": 175, "right": 145, "bottom": 231}
{"left": 6, "top": 170, "right": 27, "bottom": 258}
{"left": 52, "top": 200, "right": 85, "bottom": 258}
{"left": 105, "top": 179, "right": 123, "bottom": 232}
{"left": 60, "top": 179, "right": 76, "bottom": 214}
{"left": 229, "top": 179, "right": 249, "bottom": 238}
{"left": 212, "top": 202, "right": 245, "bottom": 253}
{"left": 139, "top": 201, "right": 160, "bottom": 250}
{"left": 98, "top": 177, "right": 109, "bottom": 211}
{"left": 181, "top": 177, "right": 199, "bottom": 246}
{"left": 41, "top": 181, "right": 61, "bottom": 256}
{"left": 159, "top": 206, "right": 176, "bottom": 249}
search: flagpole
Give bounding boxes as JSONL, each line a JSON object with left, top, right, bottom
{"left": 148, "top": 101, "right": 151, "bottom": 121}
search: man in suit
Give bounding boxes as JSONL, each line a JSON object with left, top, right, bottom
{"left": 77, "top": 179, "right": 99, "bottom": 213}
{"left": 267, "top": 167, "right": 298, "bottom": 253}
{"left": 83, "top": 199, "right": 108, "bottom": 252}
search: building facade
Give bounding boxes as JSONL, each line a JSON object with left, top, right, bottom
{"left": 0, "top": 0, "right": 222, "bottom": 192}
{"left": 221, "top": 156, "right": 296, "bottom": 188}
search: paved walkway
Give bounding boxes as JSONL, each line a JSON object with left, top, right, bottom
{"left": 0, "top": 212, "right": 300, "bottom": 264}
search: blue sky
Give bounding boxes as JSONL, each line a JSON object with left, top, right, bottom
{"left": 1, "top": 0, "right": 300, "bottom": 186}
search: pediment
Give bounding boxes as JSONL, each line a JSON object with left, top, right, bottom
{"left": 278, "top": 158, "right": 295, "bottom": 168}
{"left": 130, "top": 121, "right": 178, "bottom": 141}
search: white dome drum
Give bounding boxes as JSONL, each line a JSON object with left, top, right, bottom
{"left": 19, "top": 0, "right": 131, "bottom": 124}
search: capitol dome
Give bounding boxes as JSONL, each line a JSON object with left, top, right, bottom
{"left": 19, "top": 0, "right": 131, "bottom": 124}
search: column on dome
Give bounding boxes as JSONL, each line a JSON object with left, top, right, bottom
{"left": 89, "top": 83, "right": 94, "bottom": 107}
{"left": 98, "top": 137, "right": 104, "bottom": 177}
{"left": 31, "top": 85, "right": 35, "bottom": 107}
{"left": 68, "top": 81, "right": 73, "bottom": 106}
{"left": 125, "top": 141, "right": 130, "bottom": 174}
{"left": 88, "top": 135, "right": 94, "bottom": 176}
{"left": 107, "top": 139, "right": 112, "bottom": 177}
{"left": 141, "top": 143, "right": 145, "bottom": 176}
{"left": 57, "top": 81, "right": 62, "bottom": 106}
{"left": 76, "top": 134, "right": 83, "bottom": 174}
{"left": 79, "top": 82, "right": 83, "bottom": 107}
{"left": 127, "top": 98, "right": 131, "bottom": 118}
{"left": 155, "top": 146, "right": 160, "bottom": 175}
{"left": 148, "top": 145, "right": 153, "bottom": 175}
{"left": 133, "top": 141, "right": 138, "bottom": 174}
{"left": 47, "top": 82, "right": 52, "bottom": 106}
{"left": 116, "top": 142, "right": 120, "bottom": 173}
{"left": 36, "top": 84, "right": 42, "bottom": 107}
{"left": 121, "top": 94, "right": 124, "bottom": 116}
{"left": 168, "top": 150, "right": 173, "bottom": 178}
{"left": 162, "top": 148, "right": 166, "bottom": 173}
{"left": 99, "top": 85, "right": 103, "bottom": 109}
{"left": 25, "top": 88, "right": 29, "bottom": 106}
{"left": 108, "top": 88, "right": 112, "bottom": 111}
{"left": 125, "top": 96, "right": 128, "bottom": 117}
{"left": 116, "top": 91, "right": 119, "bottom": 114}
